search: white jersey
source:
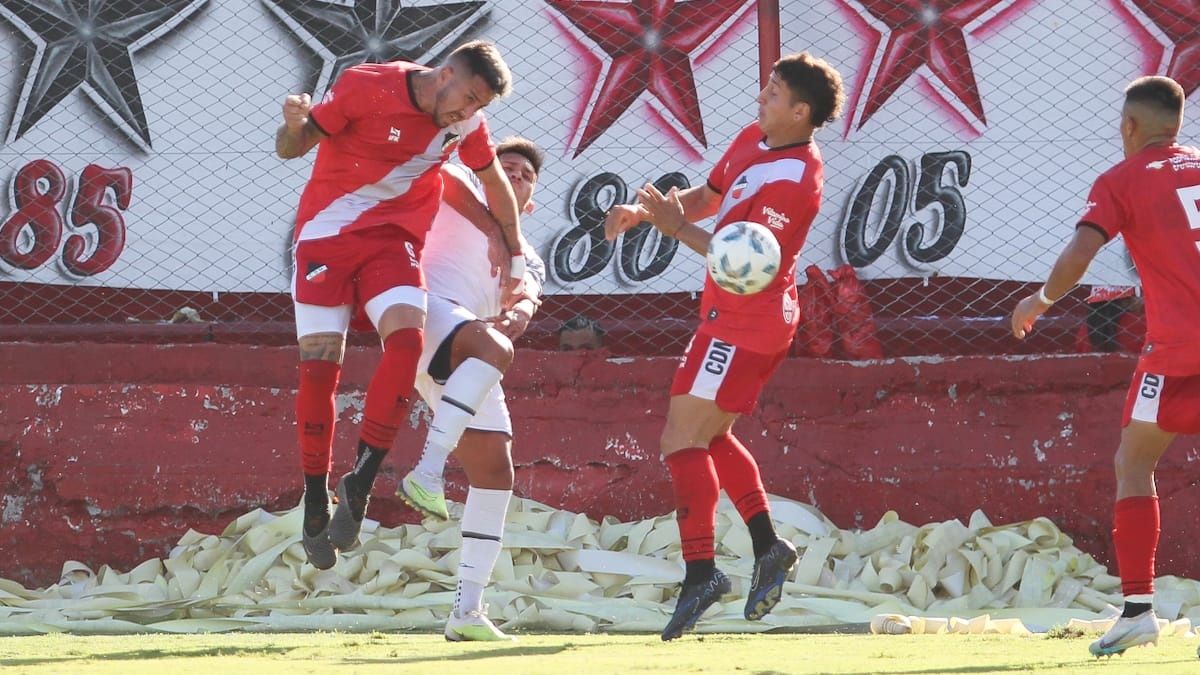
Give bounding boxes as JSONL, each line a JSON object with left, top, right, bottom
{"left": 422, "top": 164, "right": 545, "bottom": 318}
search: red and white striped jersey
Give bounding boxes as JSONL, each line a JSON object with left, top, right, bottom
{"left": 295, "top": 61, "right": 496, "bottom": 243}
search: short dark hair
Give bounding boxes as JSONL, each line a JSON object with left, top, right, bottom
{"left": 496, "top": 136, "right": 544, "bottom": 176}
{"left": 774, "top": 52, "right": 845, "bottom": 128}
{"left": 450, "top": 40, "right": 512, "bottom": 97}
{"left": 1125, "top": 76, "right": 1184, "bottom": 116}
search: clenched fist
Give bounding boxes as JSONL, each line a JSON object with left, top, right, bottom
{"left": 282, "top": 93, "right": 312, "bottom": 129}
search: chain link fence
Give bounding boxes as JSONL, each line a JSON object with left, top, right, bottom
{"left": 0, "top": 0, "right": 1187, "bottom": 357}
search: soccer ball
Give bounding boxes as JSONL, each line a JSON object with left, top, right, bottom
{"left": 705, "top": 221, "right": 781, "bottom": 295}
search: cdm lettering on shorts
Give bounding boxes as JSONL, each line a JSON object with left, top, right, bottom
{"left": 703, "top": 340, "right": 735, "bottom": 375}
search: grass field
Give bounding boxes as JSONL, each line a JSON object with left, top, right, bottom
{"left": 1, "top": 632, "right": 1197, "bottom": 674}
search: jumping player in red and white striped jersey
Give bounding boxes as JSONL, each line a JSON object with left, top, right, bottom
{"left": 605, "top": 52, "right": 846, "bottom": 641}
{"left": 275, "top": 41, "right": 526, "bottom": 571}
{"left": 1011, "top": 75, "right": 1200, "bottom": 658}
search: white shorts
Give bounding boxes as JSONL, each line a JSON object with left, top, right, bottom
{"left": 414, "top": 295, "right": 512, "bottom": 435}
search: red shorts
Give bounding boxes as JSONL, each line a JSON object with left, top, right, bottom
{"left": 292, "top": 227, "right": 424, "bottom": 307}
{"left": 670, "top": 332, "right": 787, "bottom": 414}
{"left": 1122, "top": 370, "right": 1200, "bottom": 434}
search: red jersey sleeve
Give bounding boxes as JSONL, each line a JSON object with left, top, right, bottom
{"left": 1077, "top": 172, "right": 1126, "bottom": 241}
{"left": 308, "top": 67, "right": 368, "bottom": 136}
{"left": 457, "top": 114, "right": 496, "bottom": 172}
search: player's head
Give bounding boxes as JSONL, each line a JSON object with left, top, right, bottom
{"left": 496, "top": 136, "right": 543, "bottom": 214}
{"left": 1120, "top": 76, "right": 1184, "bottom": 157}
{"left": 758, "top": 52, "right": 845, "bottom": 139}
{"left": 431, "top": 40, "right": 513, "bottom": 128}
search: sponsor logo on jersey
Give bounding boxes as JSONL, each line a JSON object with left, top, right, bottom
{"left": 783, "top": 294, "right": 796, "bottom": 323}
{"left": 387, "top": 127, "right": 402, "bottom": 142}
{"left": 762, "top": 205, "right": 790, "bottom": 230}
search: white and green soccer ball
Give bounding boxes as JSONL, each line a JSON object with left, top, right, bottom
{"left": 705, "top": 221, "right": 781, "bottom": 295}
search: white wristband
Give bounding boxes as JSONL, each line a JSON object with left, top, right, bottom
{"left": 509, "top": 254, "right": 526, "bottom": 280}
{"left": 1038, "top": 285, "right": 1056, "bottom": 306}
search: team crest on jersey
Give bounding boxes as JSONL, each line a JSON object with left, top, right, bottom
{"left": 730, "top": 175, "right": 749, "bottom": 199}
{"left": 306, "top": 262, "right": 328, "bottom": 283}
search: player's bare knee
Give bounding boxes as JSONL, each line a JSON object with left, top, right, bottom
{"left": 451, "top": 322, "right": 513, "bottom": 372}
{"left": 376, "top": 303, "right": 425, "bottom": 340}
{"left": 298, "top": 333, "right": 345, "bottom": 363}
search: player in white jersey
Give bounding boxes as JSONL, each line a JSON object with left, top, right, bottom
{"left": 400, "top": 137, "right": 545, "bottom": 641}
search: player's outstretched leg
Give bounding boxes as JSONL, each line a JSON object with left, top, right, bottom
{"left": 296, "top": 354, "right": 342, "bottom": 569}
{"left": 403, "top": 358, "right": 504, "bottom": 519}
{"left": 445, "top": 434, "right": 514, "bottom": 642}
{"left": 1089, "top": 421, "right": 1174, "bottom": 657}
{"left": 661, "top": 446, "right": 726, "bottom": 641}
{"left": 330, "top": 325, "right": 423, "bottom": 550}
{"left": 708, "top": 433, "right": 797, "bottom": 619}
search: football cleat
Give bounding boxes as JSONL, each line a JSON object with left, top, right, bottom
{"left": 328, "top": 473, "right": 366, "bottom": 551}
{"left": 397, "top": 469, "right": 450, "bottom": 520}
{"left": 301, "top": 501, "right": 336, "bottom": 570}
{"left": 661, "top": 567, "right": 731, "bottom": 641}
{"left": 1089, "top": 610, "right": 1160, "bottom": 657}
{"left": 745, "top": 538, "right": 798, "bottom": 620}
{"left": 445, "top": 607, "right": 514, "bottom": 642}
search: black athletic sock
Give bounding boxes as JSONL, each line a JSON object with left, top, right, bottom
{"left": 683, "top": 559, "right": 716, "bottom": 587}
{"left": 1122, "top": 601, "right": 1152, "bottom": 618}
{"left": 303, "top": 473, "right": 329, "bottom": 536}
{"left": 747, "top": 512, "right": 778, "bottom": 558}
{"left": 343, "top": 441, "right": 388, "bottom": 518}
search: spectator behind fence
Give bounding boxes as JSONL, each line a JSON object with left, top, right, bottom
{"left": 557, "top": 315, "right": 605, "bottom": 351}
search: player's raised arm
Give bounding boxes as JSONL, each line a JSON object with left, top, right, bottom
{"left": 636, "top": 183, "right": 722, "bottom": 255}
{"left": 1010, "top": 226, "right": 1108, "bottom": 339}
{"left": 474, "top": 159, "right": 526, "bottom": 306}
{"left": 275, "top": 93, "right": 325, "bottom": 159}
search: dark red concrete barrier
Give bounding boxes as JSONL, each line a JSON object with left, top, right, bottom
{"left": 1, "top": 343, "right": 1197, "bottom": 588}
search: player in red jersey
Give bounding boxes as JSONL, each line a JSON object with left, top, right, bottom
{"left": 1011, "top": 76, "right": 1200, "bottom": 657}
{"left": 275, "top": 41, "right": 526, "bottom": 570}
{"left": 605, "top": 52, "right": 845, "bottom": 641}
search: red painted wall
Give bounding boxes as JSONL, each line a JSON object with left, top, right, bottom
{"left": 2, "top": 343, "right": 1197, "bottom": 588}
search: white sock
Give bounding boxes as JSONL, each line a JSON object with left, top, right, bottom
{"left": 453, "top": 486, "right": 511, "bottom": 617}
{"left": 415, "top": 358, "right": 504, "bottom": 478}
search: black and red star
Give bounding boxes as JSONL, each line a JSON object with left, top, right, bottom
{"left": 547, "top": 0, "right": 751, "bottom": 157}
{"left": 843, "top": 0, "right": 1025, "bottom": 133}
{"left": 1119, "top": 0, "right": 1200, "bottom": 95}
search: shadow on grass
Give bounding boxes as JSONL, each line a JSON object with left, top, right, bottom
{"left": 837, "top": 660, "right": 1200, "bottom": 675}
{"left": 1, "top": 645, "right": 297, "bottom": 666}
{"left": 343, "top": 641, "right": 614, "bottom": 665}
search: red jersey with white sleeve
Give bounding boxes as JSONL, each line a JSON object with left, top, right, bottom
{"left": 698, "top": 123, "right": 824, "bottom": 354}
{"left": 1078, "top": 143, "right": 1200, "bottom": 376}
{"left": 295, "top": 61, "right": 496, "bottom": 243}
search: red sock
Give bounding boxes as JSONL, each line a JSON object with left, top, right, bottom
{"left": 1113, "top": 496, "right": 1160, "bottom": 597}
{"left": 297, "top": 360, "right": 341, "bottom": 475}
{"left": 709, "top": 433, "right": 769, "bottom": 523}
{"left": 665, "top": 448, "right": 719, "bottom": 561}
{"left": 360, "top": 328, "right": 422, "bottom": 450}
